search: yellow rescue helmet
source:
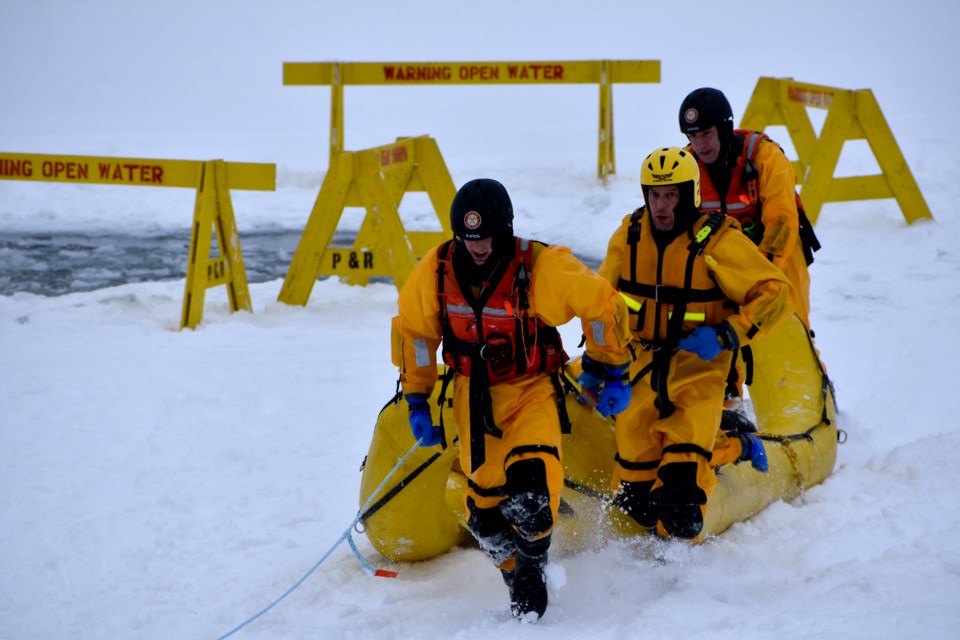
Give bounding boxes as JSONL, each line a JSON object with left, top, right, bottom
{"left": 640, "top": 147, "right": 701, "bottom": 208}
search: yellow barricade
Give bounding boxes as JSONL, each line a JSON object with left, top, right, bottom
{"left": 278, "top": 136, "right": 454, "bottom": 304}
{"left": 0, "top": 152, "right": 276, "bottom": 329}
{"left": 739, "top": 78, "right": 933, "bottom": 224}
{"left": 283, "top": 60, "right": 661, "bottom": 182}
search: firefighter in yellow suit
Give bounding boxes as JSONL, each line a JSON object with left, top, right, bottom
{"left": 679, "top": 87, "right": 816, "bottom": 329}
{"left": 392, "top": 178, "right": 631, "bottom": 621}
{"left": 678, "top": 87, "right": 823, "bottom": 429}
{"left": 594, "top": 147, "right": 793, "bottom": 541}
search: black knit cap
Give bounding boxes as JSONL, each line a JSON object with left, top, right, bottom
{"left": 450, "top": 178, "right": 514, "bottom": 240}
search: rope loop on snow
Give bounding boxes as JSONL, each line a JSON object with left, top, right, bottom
{"left": 216, "top": 437, "right": 424, "bottom": 639}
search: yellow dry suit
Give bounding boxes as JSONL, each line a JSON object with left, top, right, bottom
{"left": 598, "top": 209, "right": 793, "bottom": 539}
{"left": 695, "top": 129, "right": 817, "bottom": 329}
{"left": 393, "top": 237, "right": 630, "bottom": 562}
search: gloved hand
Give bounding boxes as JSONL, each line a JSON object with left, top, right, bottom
{"left": 677, "top": 321, "right": 739, "bottom": 361}
{"left": 405, "top": 393, "right": 442, "bottom": 447}
{"left": 576, "top": 356, "right": 631, "bottom": 418}
{"left": 738, "top": 433, "right": 769, "bottom": 472}
{"left": 574, "top": 357, "right": 604, "bottom": 405}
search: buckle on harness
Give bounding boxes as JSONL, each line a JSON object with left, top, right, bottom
{"left": 480, "top": 334, "right": 514, "bottom": 375}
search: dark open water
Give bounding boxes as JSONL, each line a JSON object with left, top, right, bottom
{"left": 0, "top": 230, "right": 309, "bottom": 297}
{"left": 0, "top": 230, "right": 601, "bottom": 297}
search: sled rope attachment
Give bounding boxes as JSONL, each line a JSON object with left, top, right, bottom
{"left": 216, "top": 438, "right": 424, "bottom": 640}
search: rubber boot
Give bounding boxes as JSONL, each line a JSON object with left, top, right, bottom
{"left": 720, "top": 407, "right": 758, "bottom": 434}
{"left": 510, "top": 536, "right": 549, "bottom": 621}
{"left": 649, "top": 462, "right": 707, "bottom": 540}
{"left": 613, "top": 480, "right": 657, "bottom": 531}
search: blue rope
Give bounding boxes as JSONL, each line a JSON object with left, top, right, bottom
{"left": 216, "top": 438, "right": 424, "bottom": 639}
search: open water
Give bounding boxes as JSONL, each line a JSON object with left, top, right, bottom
{"left": 0, "top": 230, "right": 308, "bottom": 297}
{"left": 0, "top": 230, "right": 602, "bottom": 297}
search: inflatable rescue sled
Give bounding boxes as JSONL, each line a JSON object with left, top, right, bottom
{"left": 359, "top": 314, "right": 839, "bottom": 562}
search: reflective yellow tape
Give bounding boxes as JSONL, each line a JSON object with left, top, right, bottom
{"left": 618, "top": 291, "right": 642, "bottom": 311}
{"left": 619, "top": 292, "right": 705, "bottom": 321}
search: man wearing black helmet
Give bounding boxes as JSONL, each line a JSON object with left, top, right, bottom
{"left": 392, "top": 178, "right": 632, "bottom": 621}
{"left": 679, "top": 87, "right": 821, "bottom": 423}
{"left": 679, "top": 87, "right": 817, "bottom": 331}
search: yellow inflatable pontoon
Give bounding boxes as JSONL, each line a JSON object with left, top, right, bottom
{"left": 359, "top": 314, "right": 839, "bottom": 561}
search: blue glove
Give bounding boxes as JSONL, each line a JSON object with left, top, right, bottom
{"left": 677, "top": 321, "right": 739, "bottom": 361}
{"left": 405, "top": 393, "right": 442, "bottom": 447}
{"left": 738, "top": 433, "right": 769, "bottom": 472}
{"left": 576, "top": 356, "right": 631, "bottom": 417}
{"left": 597, "top": 372, "right": 631, "bottom": 417}
{"left": 575, "top": 363, "right": 604, "bottom": 405}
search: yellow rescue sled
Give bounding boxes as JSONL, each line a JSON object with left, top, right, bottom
{"left": 359, "top": 314, "right": 839, "bottom": 561}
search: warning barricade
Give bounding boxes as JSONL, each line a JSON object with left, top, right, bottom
{"left": 739, "top": 78, "right": 933, "bottom": 224}
{"left": 278, "top": 136, "right": 455, "bottom": 305}
{"left": 283, "top": 60, "right": 661, "bottom": 182}
{"left": 0, "top": 152, "right": 276, "bottom": 329}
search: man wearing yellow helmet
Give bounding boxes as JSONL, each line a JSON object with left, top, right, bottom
{"left": 592, "top": 147, "right": 794, "bottom": 540}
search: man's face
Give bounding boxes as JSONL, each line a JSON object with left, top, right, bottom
{"left": 647, "top": 185, "right": 681, "bottom": 232}
{"left": 687, "top": 126, "right": 722, "bottom": 165}
{"left": 464, "top": 237, "right": 495, "bottom": 265}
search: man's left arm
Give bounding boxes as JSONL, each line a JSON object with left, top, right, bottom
{"left": 530, "top": 244, "right": 631, "bottom": 366}
{"left": 706, "top": 229, "right": 795, "bottom": 348}
{"left": 756, "top": 140, "right": 801, "bottom": 267}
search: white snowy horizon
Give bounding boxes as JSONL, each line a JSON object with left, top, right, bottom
{"left": 2, "top": 1, "right": 959, "bottom": 638}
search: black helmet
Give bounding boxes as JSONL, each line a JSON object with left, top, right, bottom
{"left": 450, "top": 178, "right": 514, "bottom": 240}
{"left": 679, "top": 87, "right": 734, "bottom": 136}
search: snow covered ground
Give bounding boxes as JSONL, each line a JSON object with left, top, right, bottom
{"left": 2, "top": 1, "right": 959, "bottom": 638}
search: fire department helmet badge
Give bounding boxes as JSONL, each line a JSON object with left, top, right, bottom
{"left": 463, "top": 211, "right": 482, "bottom": 230}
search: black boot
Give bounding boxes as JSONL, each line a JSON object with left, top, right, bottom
{"left": 613, "top": 480, "right": 657, "bottom": 530}
{"left": 720, "top": 407, "right": 757, "bottom": 434}
{"left": 510, "top": 537, "right": 549, "bottom": 621}
{"left": 648, "top": 462, "right": 707, "bottom": 540}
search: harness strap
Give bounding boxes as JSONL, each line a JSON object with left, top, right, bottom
{"left": 467, "top": 478, "right": 506, "bottom": 498}
{"left": 436, "top": 240, "right": 453, "bottom": 324}
{"left": 741, "top": 345, "right": 754, "bottom": 385}
{"left": 630, "top": 362, "right": 654, "bottom": 386}
{"left": 549, "top": 372, "right": 572, "bottom": 434}
{"left": 615, "top": 453, "right": 660, "bottom": 471}
{"left": 466, "top": 444, "right": 561, "bottom": 499}
{"left": 662, "top": 442, "right": 713, "bottom": 462}
{"left": 468, "top": 362, "right": 501, "bottom": 472}
{"left": 652, "top": 212, "right": 727, "bottom": 419}
{"left": 738, "top": 129, "right": 821, "bottom": 266}
{"left": 626, "top": 207, "right": 644, "bottom": 284}
{"left": 505, "top": 444, "right": 561, "bottom": 464}
{"left": 617, "top": 280, "right": 725, "bottom": 304}
{"left": 435, "top": 366, "right": 455, "bottom": 449}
